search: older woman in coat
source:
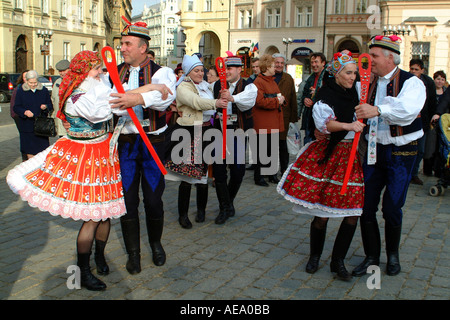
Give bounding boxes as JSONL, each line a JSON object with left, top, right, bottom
{"left": 252, "top": 54, "right": 285, "bottom": 186}
{"left": 13, "top": 70, "right": 53, "bottom": 160}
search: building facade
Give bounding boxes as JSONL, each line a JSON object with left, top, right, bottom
{"left": 0, "top": 0, "right": 116, "bottom": 74}
{"left": 137, "top": 0, "right": 181, "bottom": 68}
{"left": 179, "top": 0, "right": 229, "bottom": 68}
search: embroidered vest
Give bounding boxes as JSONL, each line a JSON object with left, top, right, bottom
{"left": 213, "top": 78, "right": 254, "bottom": 130}
{"left": 115, "top": 57, "right": 166, "bottom": 132}
{"left": 368, "top": 68, "right": 422, "bottom": 137}
{"left": 66, "top": 91, "right": 109, "bottom": 140}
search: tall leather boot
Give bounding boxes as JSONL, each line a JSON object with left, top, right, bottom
{"left": 215, "top": 181, "right": 232, "bottom": 224}
{"left": 305, "top": 222, "right": 327, "bottom": 274}
{"left": 227, "top": 180, "right": 242, "bottom": 218}
{"left": 195, "top": 183, "right": 208, "bottom": 222}
{"left": 178, "top": 181, "right": 192, "bottom": 229}
{"left": 146, "top": 217, "right": 166, "bottom": 266}
{"left": 77, "top": 252, "right": 106, "bottom": 291}
{"left": 352, "top": 221, "right": 381, "bottom": 276}
{"left": 330, "top": 221, "right": 357, "bottom": 281}
{"left": 385, "top": 223, "right": 402, "bottom": 276}
{"left": 120, "top": 218, "right": 141, "bottom": 275}
{"left": 94, "top": 239, "right": 109, "bottom": 275}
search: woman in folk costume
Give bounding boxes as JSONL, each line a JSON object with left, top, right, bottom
{"left": 6, "top": 50, "right": 165, "bottom": 291}
{"left": 277, "top": 51, "right": 365, "bottom": 281}
{"left": 165, "top": 54, "right": 227, "bottom": 228}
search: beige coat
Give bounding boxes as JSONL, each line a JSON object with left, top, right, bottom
{"left": 176, "top": 79, "right": 217, "bottom": 126}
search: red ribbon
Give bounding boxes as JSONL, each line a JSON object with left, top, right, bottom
{"left": 101, "top": 46, "right": 167, "bottom": 175}
{"left": 340, "top": 53, "right": 371, "bottom": 195}
{"left": 215, "top": 57, "right": 227, "bottom": 160}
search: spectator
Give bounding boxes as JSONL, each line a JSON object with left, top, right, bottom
{"left": 13, "top": 70, "right": 53, "bottom": 160}
{"left": 51, "top": 59, "right": 70, "bottom": 136}
{"left": 298, "top": 52, "right": 327, "bottom": 144}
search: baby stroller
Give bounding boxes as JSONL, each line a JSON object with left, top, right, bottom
{"left": 429, "top": 113, "right": 450, "bottom": 196}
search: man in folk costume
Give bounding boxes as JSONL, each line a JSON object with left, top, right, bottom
{"left": 212, "top": 56, "right": 257, "bottom": 224}
{"left": 109, "top": 21, "right": 176, "bottom": 274}
{"left": 353, "top": 35, "right": 426, "bottom": 276}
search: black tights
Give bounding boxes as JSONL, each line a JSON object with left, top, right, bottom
{"left": 312, "top": 215, "right": 358, "bottom": 230}
{"left": 77, "top": 220, "right": 111, "bottom": 254}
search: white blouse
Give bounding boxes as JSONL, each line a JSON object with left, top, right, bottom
{"left": 312, "top": 100, "right": 356, "bottom": 140}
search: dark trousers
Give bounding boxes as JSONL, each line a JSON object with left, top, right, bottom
{"left": 279, "top": 138, "right": 289, "bottom": 174}
{"left": 118, "top": 134, "right": 166, "bottom": 221}
{"left": 361, "top": 141, "right": 418, "bottom": 227}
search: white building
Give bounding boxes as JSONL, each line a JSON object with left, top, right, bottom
{"left": 136, "top": 0, "right": 183, "bottom": 68}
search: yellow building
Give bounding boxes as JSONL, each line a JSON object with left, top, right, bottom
{"left": 380, "top": 0, "right": 450, "bottom": 76}
{"left": 0, "top": 0, "right": 131, "bottom": 75}
{"left": 179, "top": 0, "right": 230, "bottom": 67}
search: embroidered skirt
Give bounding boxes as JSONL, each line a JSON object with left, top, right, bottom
{"left": 277, "top": 139, "right": 364, "bottom": 218}
{"left": 7, "top": 134, "right": 126, "bottom": 221}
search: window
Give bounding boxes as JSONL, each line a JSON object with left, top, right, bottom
{"left": 63, "top": 42, "right": 70, "bottom": 61}
{"left": 80, "top": 43, "right": 86, "bottom": 51}
{"left": 205, "top": 0, "right": 212, "bottom": 12}
{"left": 78, "top": 0, "right": 84, "bottom": 21}
{"left": 266, "top": 8, "right": 281, "bottom": 28}
{"left": 238, "top": 9, "right": 252, "bottom": 29}
{"left": 188, "top": 0, "right": 194, "bottom": 11}
{"left": 14, "top": 0, "right": 24, "bottom": 10}
{"left": 92, "top": 3, "right": 98, "bottom": 24}
{"left": 61, "top": 0, "right": 67, "bottom": 17}
{"left": 296, "top": 6, "right": 313, "bottom": 27}
{"left": 412, "top": 42, "right": 431, "bottom": 73}
{"left": 334, "top": 0, "right": 345, "bottom": 14}
{"left": 167, "top": 38, "right": 174, "bottom": 45}
{"left": 42, "top": 0, "right": 49, "bottom": 14}
{"left": 356, "top": 0, "right": 368, "bottom": 13}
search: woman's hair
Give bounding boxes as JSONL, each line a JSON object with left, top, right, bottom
{"left": 16, "top": 70, "right": 29, "bottom": 85}
{"left": 433, "top": 70, "right": 446, "bottom": 80}
{"left": 258, "top": 54, "right": 275, "bottom": 73}
{"left": 25, "top": 70, "right": 38, "bottom": 80}
{"left": 209, "top": 65, "right": 218, "bottom": 76}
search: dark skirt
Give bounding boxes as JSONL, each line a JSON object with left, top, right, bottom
{"left": 20, "top": 131, "right": 50, "bottom": 155}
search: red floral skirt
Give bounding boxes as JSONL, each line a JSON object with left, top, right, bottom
{"left": 277, "top": 139, "right": 364, "bottom": 217}
{"left": 7, "top": 134, "right": 126, "bottom": 221}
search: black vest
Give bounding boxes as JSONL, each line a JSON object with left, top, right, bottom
{"left": 114, "top": 58, "right": 166, "bottom": 132}
{"left": 213, "top": 78, "right": 253, "bottom": 130}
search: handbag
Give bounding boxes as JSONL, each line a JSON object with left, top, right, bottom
{"left": 34, "top": 110, "right": 57, "bottom": 137}
{"left": 286, "top": 122, "right": 301, "bottom": 155}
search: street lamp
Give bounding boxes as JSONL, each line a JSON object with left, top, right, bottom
{"left": 37, "top": 29, "right": 53, "bottom": 74}
{"left": 383, "top": 25, "right": 411, "bottom": 36}
{"left": 282, "top": 38, "right": 293, "bottom": 58}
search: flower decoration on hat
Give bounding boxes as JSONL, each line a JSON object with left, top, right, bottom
{"left": 369, "top": 35, "right": 401, "bottom": 54}
{"left": 327, "top": 50, "right": 356, "bottom": 76}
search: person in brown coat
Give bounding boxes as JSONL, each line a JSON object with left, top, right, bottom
{"left": 253, "top": 54, "right": 285, "bottom": 186}
{"left": 273, "top": 53, "right": 299, "bottom": 177}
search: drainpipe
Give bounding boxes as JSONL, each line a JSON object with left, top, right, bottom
{"left": 322, "top": 0, "right": 327, "bottom": 53}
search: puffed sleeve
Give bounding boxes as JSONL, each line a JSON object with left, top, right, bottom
{"left": 312, "top": 100, "right": 336, "bottom": 134}
{"left": 141, "top": 66, "right": 177, "bottom": 111}
{"left": 65, "top": 82, "right": 114, "bottom": 124}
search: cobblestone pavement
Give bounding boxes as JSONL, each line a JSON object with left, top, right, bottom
{"left": 0, "top": 120, "right": 449, "bottom": 302}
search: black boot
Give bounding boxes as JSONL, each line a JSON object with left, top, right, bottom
{"left": 120, "top": 218, "right": 141, "bottom": 275}
{"left": 227, "top": 180, "right": 242, "bottom": 218}
{"left": 77, "top": 252, "right": 106, "bottom": 291}
{"left": 178, "top": 182, "right": 192, "bottom": 229}
{"left": 146, "top": 217, "right": 166, "bottom": 266}
{"left": 385, "top": 223, "right": 402, "bottom": 276}
{"left": 268, "top": 174, "right": 279, "bottom": 183}
{"left": 94, "top": 240, "right": 109, "bottom": 275}
{"left": 215, "top": 181, "right": 232, "bottom": 224}
{"left": 330, "top": 221, "right": 357, "bottom": 281}
{"left": 352, "top": 221, "right": 381, "bottom": 276}
{"left": 195, "top": 183, "right": 208, "bottom": 222}
{"left": 305, "top": 222, "right": 327, "bottom": 274}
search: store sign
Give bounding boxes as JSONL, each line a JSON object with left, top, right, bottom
{"left": 292, "top": 47, "right": 313, "bottom": 57}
